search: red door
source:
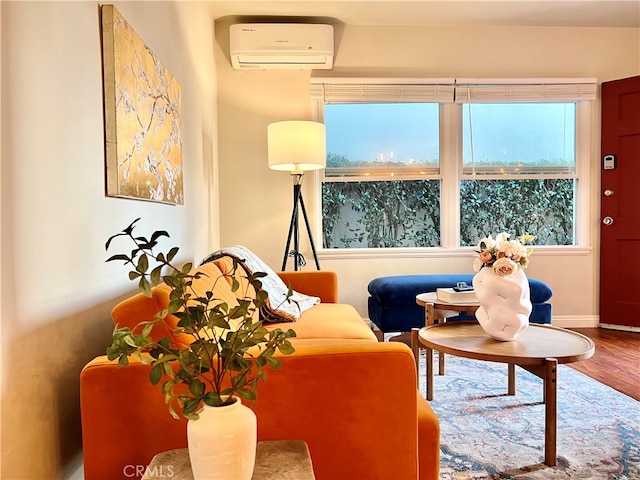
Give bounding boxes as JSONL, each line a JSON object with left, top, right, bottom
{"left": 600, "top": 76, "right": 640, "bottom": 329}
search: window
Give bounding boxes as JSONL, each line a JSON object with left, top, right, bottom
{"left": 311, "top": 78, "right": 595, "bottom": 251}
{"left": 460, "top": 103, "right": 577, "bottom": 246}
{"left": 323, "top": 102, "right": 441, "bottom": 248}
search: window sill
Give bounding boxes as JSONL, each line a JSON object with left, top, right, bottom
{"left": 317, "top": 245, "right": 593, "bottom": 260}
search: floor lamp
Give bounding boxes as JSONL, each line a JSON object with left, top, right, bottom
{"left": 267, "top": 120, "right": 326, "bottom": 271}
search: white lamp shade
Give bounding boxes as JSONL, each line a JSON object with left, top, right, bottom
{"left": 268, "top": 121, "right": 326, "bottom": 172}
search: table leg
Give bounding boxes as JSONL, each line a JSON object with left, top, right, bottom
{"left": 439, "top": 351, "right": 446, "bottom": 375}
{"left": 544, "top": 358, "right": 558, "bottom": 466}
{"left": 411, "top": 328, "right": 419, "bottom": 375}
{"left": 508, "top": 364, "right": 516, "bottom": 395}
{"left": 426, "top": 303, "right": 435, "bottom": 326}
{"left": 426, "top": 346, "right": 434, "bottom": 401}
{"left": 425, "top": 303, "right": 446, "bottom": 375}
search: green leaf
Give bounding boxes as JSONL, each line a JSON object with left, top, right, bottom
{"left": 278, "top": 342, "right": 295, "bottom": 355}
{"left": 286, "top": 329, "right": 297, "bottom": 338}
{"left": 183, "top": 411, "right": 199, "bottom": 421}
{"left": 149, "top": 364, "right": 163, "bottom": 385}
{"left": 141, "top": 322, "right": 154, "bottom": 338}
{"left": 167, "top": 247, "right": 180, "bottom": 262}
{"left": 202, "top": 392, "right": 222, "bottom": 407}
{"left": 167, "top": 299, "right": 184, "bottom": 315}
{"left": 105, "top": 219, "right": 139, "bottom": 250}
{"left": 123, "top": 219, "right": 141, "bottom": 235}
{"left": 236, "top": 388, "right": 256, "bottom": 401}
{"left": 162, "top": 361, "right": 173, "bottom": 378}
{"left": 183, "top": 398, "right": 201, "bottom": 415}
{"left": 138, "top": 276, "right": 152, "bottom": 297}
{"left": 137, "top": 254, "right": 149, "bottom": 273}
{"left": 150, "top": 230, "right": 169, "bottom": 243}
{"left": 150, "top": 265, "right": 163, "bottom": 286}
{"left": 188, "top": 379, "right": 205, "bottom": 397}
{"left": 123, "top": 334, "right": 139, "bottom": 348}
{"left": 154, "top": 354, "right": 178, "bottom": 364}
{"left": 164, "top": 275, "right": 182, "bottom": 289}
{"left": 266, "top": 356, "right": 282, "bottom": 369}
{"left": 106, "top": 254, "right": 130, "bottom": 263}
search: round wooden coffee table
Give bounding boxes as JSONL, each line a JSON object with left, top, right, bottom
{"left": 411, "top": 322, "right": 595, "bottom": 466}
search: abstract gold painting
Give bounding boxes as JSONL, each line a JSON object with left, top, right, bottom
{"left": 101, "top": 4, "right": 183, "bottom": 204}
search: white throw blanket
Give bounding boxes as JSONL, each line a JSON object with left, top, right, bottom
{"left": 205, "top": 245, "right": 320, "bottom": 320}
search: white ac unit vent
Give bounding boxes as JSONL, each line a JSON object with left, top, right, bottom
{"left": 230, "top": 23, "right": 334, "bottom": 70}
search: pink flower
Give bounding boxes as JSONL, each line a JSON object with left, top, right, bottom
{"left": 478, "top": 251, "right": 493, "bottom": 263}
{"left": 492, "top": 257, "right": 518, "bottom": 276}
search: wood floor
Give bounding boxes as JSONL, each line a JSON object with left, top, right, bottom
{"left": 567, "top": 327, "right": 640, "bottom": 401}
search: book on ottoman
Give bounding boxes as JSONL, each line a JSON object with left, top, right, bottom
{"left": 436, "top": 287, "right": 478, "bottom": 304}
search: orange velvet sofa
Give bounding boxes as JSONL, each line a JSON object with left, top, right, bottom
{"left": 80, "top": 259, "right": 440, "bottom": 480}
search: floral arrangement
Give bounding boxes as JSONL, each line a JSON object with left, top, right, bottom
{"left": 473, "top": 232, "right": 535, "bottom": 276}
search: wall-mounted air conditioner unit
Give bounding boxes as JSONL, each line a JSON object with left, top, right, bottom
{"left": 229, "top": 23, "right": 334, "bottom": 70}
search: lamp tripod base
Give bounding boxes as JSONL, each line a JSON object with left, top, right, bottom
{"left": 281, "top": 173, "right": 320, "bottom": 271}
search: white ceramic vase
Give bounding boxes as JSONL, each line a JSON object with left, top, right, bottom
{"left": 472, "top": 267, "right": 532, "bottom": 341}
{"left": 187, "top": 396, "right": 257, "bottom": 480}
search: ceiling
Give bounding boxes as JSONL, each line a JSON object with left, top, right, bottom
{"left": 210, "top": 0, "right": 640, "bottom": 28}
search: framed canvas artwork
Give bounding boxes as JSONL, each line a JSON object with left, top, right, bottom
{"left": 101, "top": 4, "right": 183, "bottom": 204}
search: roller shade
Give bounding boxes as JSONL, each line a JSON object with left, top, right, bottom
{"left": 311, "top": 77, "right": 597, "bottom": 104}
{"left": 454, "top": 78, "right": 597, "bottom": 103}
{"left": 310, "top": 77, "right": 455, "bottom": 104}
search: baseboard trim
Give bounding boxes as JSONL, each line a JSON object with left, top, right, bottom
{"left": 551, "top": 315, "right": 599, "bottom": 328}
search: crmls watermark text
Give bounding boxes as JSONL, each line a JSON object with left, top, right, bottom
{"left": 123, "top": 465, "right": 175, "bottom": 478}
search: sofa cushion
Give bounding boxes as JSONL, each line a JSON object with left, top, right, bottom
{"left": 368, "top": 275, "right": 474, "bottom": 306}
{"left": 268, "top": 303, "right": 377, "bottom": 341}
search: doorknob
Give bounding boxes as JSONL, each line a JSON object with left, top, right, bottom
{"left": 602, "top": 216, "right": 614, "bottom": 226}
{"left": 604, "top": 189, "right": 614, "bottom": 197}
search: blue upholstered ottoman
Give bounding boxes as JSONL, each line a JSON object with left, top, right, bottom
{"left": 367, "top": 274, "right": 553, "bottom": 334}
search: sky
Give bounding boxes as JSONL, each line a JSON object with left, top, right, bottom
{"left": 325, "top": 102, "right": 576, "bottom": 167}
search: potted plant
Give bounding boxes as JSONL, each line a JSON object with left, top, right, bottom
{"left": 105, "top": 219, "right": 296, "bottom": 480}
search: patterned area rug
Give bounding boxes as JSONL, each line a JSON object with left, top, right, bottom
{"left": 419, "top": 354, "right": 640, "bottom": 479}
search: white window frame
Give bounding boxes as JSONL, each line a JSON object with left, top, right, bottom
{"left": 311, "top": 77, "right": 595, "bottom": 259}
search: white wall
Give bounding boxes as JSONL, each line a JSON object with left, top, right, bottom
{"left": 0, "top": 1, "right": 218, "bottom": 477}
{"left": 215, "top": 23, "right": 640, "bottom": 327}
